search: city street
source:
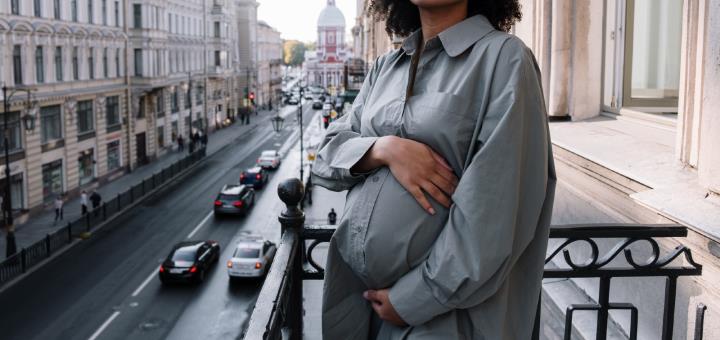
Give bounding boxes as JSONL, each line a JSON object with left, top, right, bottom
{"left": 0, "top": 103, "right": 315, "bottom": 340}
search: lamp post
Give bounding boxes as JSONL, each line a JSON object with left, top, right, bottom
{"left": 298, "top": 87, "right": 304, "bottom": 182}
{"left": 184, "top": 72, "right": 193, "bottom": 136}
{"left": 2, "top": 85, "right": 37, "bottom": 257}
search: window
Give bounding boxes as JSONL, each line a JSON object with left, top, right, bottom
{"left": 134, "top": 49, "right": 142, "bottom": 76}
{"left": 35, "top": 46, "right": 44, "bottom": 84}
{"left": 157, "top": 126, "right": 164, "bottom": 147}
{"left": 114, "top": 1, "right": 119, "bottom": 27}
{"left": 115, "top": 49, "right": 121, "bottom": 77}
{"left": 71, "top": 0, "right": 77, "bottom": 21}
{"left": 72, "top": 47, "right": 79, "bottom": 80}
{"left": 78, "top": 149, "right": 95, "bottom": 186}
{"left": 171, "top": 90, "right": 179, "bottom": 113}
{"left": 11, "top": 0, "right": 19, "bottom": 15}
{"left": 196, "top": 85, "right": 203, "bottom": 104}
{"left": 103, "top": 48, "right": 108, "bottom": 78}
{"left": 41, "top": 105, "right": 63, "bottom": 144}
{"left": 77, "top": 100, "right": 94, "bottom": 134}
{"left": 0, "top": 112, "right": 23, "bottom": 152}
{"left": 13, "top": 45, "right": 22, "bottom": 85}
{"left": 88, "top": 48, "right": 95, "bottom": 79}
{"left": 214, "top": 51, "right": 221, "bottom": 67}
{"left": 105, "top": 95, "right": 120, "bottom": 128}
{"left": 171, "top": 121, "right": 178, "bottom": 140}
{"left": 214, "top": 22, "right": 220, "bottom": 38}
{"left": 54, "top": 0, "right": 61, "bottom": 19}
{"left": 55, "top": 47, "right": 63, "bottom": 81}
{"left": 133, "top": 4, "right": 142, "bottom": 29}
{"left": 102, "top": 0, "right": 107, "bottom": 25}
{"left": 156, "top": 90, "right": 164, "bottom": 116}
{"left": 185, "top": 85, "right": 192, "bottom": 109}
{"left": 107, "top": 140, "right": 121, "bottom": 171}
{"left": 42, "top": 160, "right": 64, "bottom": 202}
{"left": 168, "top": 13, "right": 172, "bottom": 33}
{"left": 88, "top": 0, "right": 93, "bottom": 23}
{"left": 34, "top": 0, "right": 41, "bottom": 17}
{"left": 138, "top": 96, "right": 145, "bottom": 118}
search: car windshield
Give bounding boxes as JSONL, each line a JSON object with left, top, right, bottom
{"left": 218, "top": 194, "right": 238, "bottom": 201}
{"left": 261, "top": 151, "right": 276, "bottom": 157}
{"left": 171, "top": 248, "right": 196, "bottom": 262}
{"left": 234, "top": 247, "right": 260, "bottom": 258}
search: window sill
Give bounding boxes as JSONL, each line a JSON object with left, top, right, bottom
{"left": 106, "top": 124, "right": 122, "bottom": 133}
{"left": 0, "top": 150, "right": 26, "bottom": 164}
{"left": 41, "top": 139, "right": 65, "bottom": 153}
{"left": 550, "top": 116, "right": 720, "bottom": 241}
{"left": 77, "top": 131, "right": 96, "bottom": 142}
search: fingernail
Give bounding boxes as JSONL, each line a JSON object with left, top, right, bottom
{"left": 363, "top": 291, "right": 369, "bottom": 299}
{"left": 428, "top": 208, "right": 436, "bottom": 215}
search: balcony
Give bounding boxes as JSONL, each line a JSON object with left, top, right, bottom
{"left": 244, "top": 178, "right": 707, "bottom": 340}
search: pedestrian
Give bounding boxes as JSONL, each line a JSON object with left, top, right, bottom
{"left": 245, "top": 110, "right": 251, "bottom": 125}
{"left": 53, "top": 195, "right": 64, "bottom": 223}
{"left": 312, "top": 2, "right": 555, "bottom": 339}
{"left": 177, "top": 135, "right": 184, "bottom": 152}
{"left": 193, "top": 131, "right": 200, "bottom": 144}
{"left": 90, "top": 190, "right": 102, "bottom": 216}
{"left": 327, "top": 208, "right": 337, "bottom": 225}
{"left": 80, "top": 190, "right": 88, "bottom": 215}
{"left": 201, "top": 133, "right": 208, "bottom": 147}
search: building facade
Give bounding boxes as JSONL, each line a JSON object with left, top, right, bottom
{"left": 0, "top": 0, "right": 251, "bottom": 214}
{"left": 512, "top": 0, "right": 720, "bottom": 338}
{"left": 256, "top": 20, "right": 281, "bottom": 109}
{"left": 234, "top": 0, "right": 257, "bottom": 112}
{"left": 304, "top": 0, "right": 350, "bottom": 89}
{"left": 352, "top": 0, "right": 396, "bottom": 69}
{"left": 0, "top": 0, "right": 129, "bottom": 211}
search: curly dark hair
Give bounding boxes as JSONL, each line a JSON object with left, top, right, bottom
{"left": 368, "top": 0, "right": 522, "bottom": 36}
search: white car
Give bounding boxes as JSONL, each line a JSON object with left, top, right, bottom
{"left": 257, "top": 150, "right": 282, "bottom": 169}
{"left": 226, "top": 236, "right": 277, "bottom": 279}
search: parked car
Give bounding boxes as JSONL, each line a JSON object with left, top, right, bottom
{"left": 213, "top": 184, "right": 255, "bottom": 216}
{"left": 287, "top": 96, "right": 299, "bottom": 105}
{"left": 240, "top": 166, "right": 269, "bottom": 189}
{"left": 159, "top": 240, "right": 220, "bottom": 284}
{"left": 312, "top": 99, "right": 323, "bottom": 110}
{"left": 257, "top": 150, "right": 282, "bottom": 169}
{"left": 227, "top": 235, "right": 277, "bottom": 279}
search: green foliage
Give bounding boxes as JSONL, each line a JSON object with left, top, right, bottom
{"left": 283, "top": 40, "right": 307, "bottom": 66}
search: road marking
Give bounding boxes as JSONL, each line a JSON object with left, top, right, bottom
{"left": 131, "top": 269, "right": 157, "bottom": 297}
{"left": 88, "top": 310, "right": 121, "bottom": 340}
{"left": 187, "top": 211, "right": 213, "bottom": 239}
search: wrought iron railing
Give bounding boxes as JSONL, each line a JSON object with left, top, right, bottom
{"left": 244, "top": 178, "right": 705, "bottom": 340}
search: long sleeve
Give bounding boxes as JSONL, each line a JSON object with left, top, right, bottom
{"left": 312, "top": 56, "right": 385, "bottom": 192}
{"left": 388, "top": 38, "right": 555, "bottom": 326}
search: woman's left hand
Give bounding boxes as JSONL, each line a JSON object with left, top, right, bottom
{"left": 364, "top": 289, "right": 407, "bottom": 327}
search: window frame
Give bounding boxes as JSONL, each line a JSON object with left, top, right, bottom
{"left": 72, "top": 47, "right": 79, "bottom": 80}
{"left": 40, "top": 105, "right": 63, "bottom": 144}
{"left": 88, "top": 0, "right": 94, "bottom": 24}
{"left": 11, "top": 0, "right": 20, "bottom": 15}
{"left": 105, "top": 95, "right": 121, "bottom": 130}
{"left": 0, "top": 111, "right": 24, "bottom": 153}
{"left": 71, "top": 0, "right": 78, "bottom": 22}
{"left": 35, "top": 46, "right": 44, "bottom": 84}
{"left": 55, "top": 46, "right": 63, "bottom": 81}
{"left": 76, "top": 99, "right": 95, "bottom": 135}
{"left": 134, "top": 48, "right": 143, "bottom": 77}
{"left": 13, "top": 45, "right": 22, "bottom": 85}
{"left": 34, "top": 0, "right": 42, "bottom": 17}
{"left": 133, "top": 4, "right": 142, "bottom": 29}
{"left": 103, "top": 48, "right": 108, "bottom": 78}
{"left": 88, "top": 47, "right": 95, "bottom": 79}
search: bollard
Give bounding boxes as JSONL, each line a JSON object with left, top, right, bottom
{"left": 277, "top": 178, "right": 305, "bottom": 340}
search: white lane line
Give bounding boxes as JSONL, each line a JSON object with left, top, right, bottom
{"left": 187, "top": 211, "right": 214, "bottom": 239}
{"left": 87, "top": 311, "right": 121, "bottom": 340}
{"left": 131, "top": 269, "right": 157, "bottom": 297}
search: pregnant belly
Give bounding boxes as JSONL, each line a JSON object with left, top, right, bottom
{"left": 363, "top": 168, "right": 449, "bottom": 288}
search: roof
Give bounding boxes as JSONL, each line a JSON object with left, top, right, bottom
{"left": 317, "top": 4, "right": 345, "bottom": 28}
{"left": 221, "top": 184, "right": 246, "bottom": 195}
{"left": 245, "top": 166, "right": 263, "bottom": 173}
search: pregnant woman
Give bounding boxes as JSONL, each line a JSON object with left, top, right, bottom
{"left": 312, "top": 0, "right": 556, "bottom": 338}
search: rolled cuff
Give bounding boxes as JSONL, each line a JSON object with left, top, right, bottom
{"left": 330, "top": 136, "right": 379, "bottom": 172}
{"left": 388, "top": 264, "right": 451, "bottom": 326}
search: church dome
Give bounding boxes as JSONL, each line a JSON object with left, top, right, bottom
{"left": 317, "top": 3, "right": 345, "bottom": 28}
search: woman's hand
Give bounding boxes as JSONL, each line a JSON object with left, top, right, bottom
{"left": 364, "top": 289, "right": 407, "bottom": 327}
{"left": 356, "top": 136, "right": 457, "bottom": 214}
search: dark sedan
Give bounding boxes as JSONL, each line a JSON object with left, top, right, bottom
{"left": 240, "top": 167, "right": 268, "bottom": 189}
{"left": 213, "top": 184, "right": 255, "bottom": 216}
{"left": 159, "top": 240, "right": 220, "bottom": 284}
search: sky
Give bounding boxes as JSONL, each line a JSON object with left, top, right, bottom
{"left": 257, "top": 0, "right": 357, "bottom": 43}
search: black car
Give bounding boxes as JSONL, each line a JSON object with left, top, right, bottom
{"left": 312, "top": 100, "right": 323, "bottom": 110}
{"left": 214, "top": 184, "right": 255, "bottom": 216}
{"left": 240, "top": 167, "right": 268, "bottom": 189}
{"left": 159, "top": 240, "right": 220, "bottom": 284}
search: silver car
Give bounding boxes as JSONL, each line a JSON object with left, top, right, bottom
{"left": 226, "top": 236, "right": 277, "bottom": 279}
{"left": 256, "top": 150, "right": 282, "bottom": 169}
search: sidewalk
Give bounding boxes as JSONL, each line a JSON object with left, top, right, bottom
{"left": 0, "top": 108, "right": 287, "bottom": 253}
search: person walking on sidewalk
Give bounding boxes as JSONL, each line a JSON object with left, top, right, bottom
{"left": 328, "top": 208, "right": 337, "bottom": 225}
{"left": 90, "top": 191, "right": 102, "bottom": 216}
{"left": 201, "top": 133, "right": 208, "bottom": 147}
{"left": 177, "top": 135, "right": 185, "bottom": 152}
{"left": 81, "top": 190, "right": 89, "bottom": 215}
{"left": 53, "top": 195, "right": 64, "bottom": 224}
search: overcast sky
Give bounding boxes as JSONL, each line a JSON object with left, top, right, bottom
{"left": 257, "top": 0, "right": 357, "bottom": 43}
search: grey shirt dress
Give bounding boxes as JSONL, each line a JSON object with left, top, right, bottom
{"left": 312, "top": 14, "right": 557, "bottom": 340}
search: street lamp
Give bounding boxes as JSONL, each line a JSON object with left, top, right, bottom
{"left": 271, "top": 115, "right": 285, "bottom": 133}
{"left": 184, "top": 72, "right": 193, "bottom": 136}
{"left": 2, "top": 85, "right": 37, "bottom": 257}
{"left": 298, "top": 88, "right": 305, "bottom": 182}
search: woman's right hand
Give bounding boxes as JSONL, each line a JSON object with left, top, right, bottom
{"left": 354, "top": 136, "right": 458, "bottom": 214}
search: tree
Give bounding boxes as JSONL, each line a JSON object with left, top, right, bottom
{"left": 283, "top": 40, "right": 306, "bottom": 66}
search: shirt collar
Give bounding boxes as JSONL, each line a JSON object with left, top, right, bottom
{"left": 401, "top": 14, "right": 496, "bottom": 58}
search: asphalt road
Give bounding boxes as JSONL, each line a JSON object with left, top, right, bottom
{"left": 0, "top": 103, "right": 316, "bottom": 340}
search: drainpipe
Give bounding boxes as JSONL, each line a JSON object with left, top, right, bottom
{"left": 123, "top": 0, "right": 134, "bottom": 171}
{"left": 203, "top": 0, "right": 209, "bottom": 135}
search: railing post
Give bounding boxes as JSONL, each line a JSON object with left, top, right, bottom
{"left": 102, "top": 203, "right": 107, "bottom": 220}
{"left": 277, "top": 178, "right": 305, "bottom": 340}
{"left": 85, "top": 213, "right": 91, "bottom": 232}
{"left": 67, "top": 222, "right": 72, "bottom": 241}
{"left": 130, "top": 187, "right": 134, "bottom": 204}
{"left": 45, "top": 234, "right": 51, "bottom": 257}
{"left": 661, "top": 276, "right": 678, "bottom": 340}
{"left": 20, "top": 249, "right": 26, "bottom": 273}
{"left": 596, "top": 276, "right": 611, "bottom": 340}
